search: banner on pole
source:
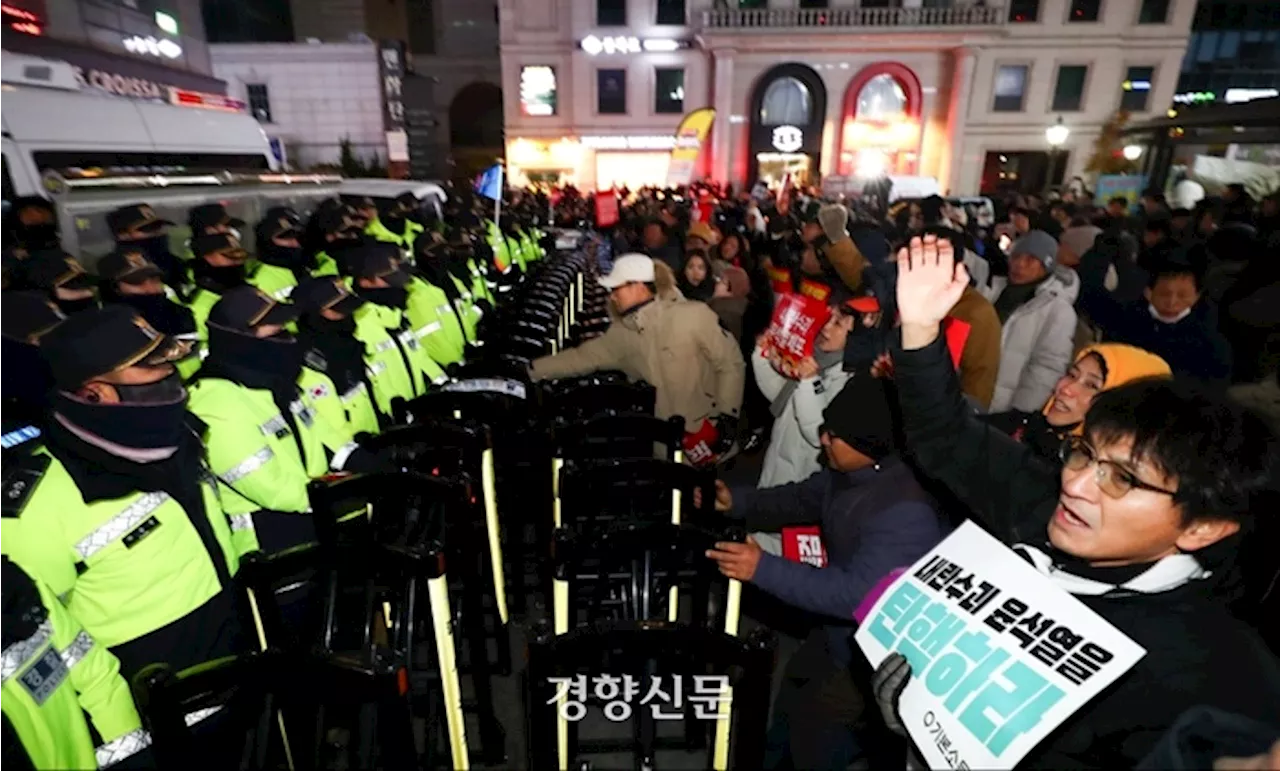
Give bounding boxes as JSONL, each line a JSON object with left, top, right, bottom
{"left": 666, "top": 108, "right": 716, "bottom": 187}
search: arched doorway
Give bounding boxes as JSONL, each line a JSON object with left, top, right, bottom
{"left": 748, "top": 63, "right": 827, "bottom": 189}
{"left": 837, "top": 63, "right": 923, "bottom": 177}
{"left": 449, "top": 82, "right": 504, "bottom": 183}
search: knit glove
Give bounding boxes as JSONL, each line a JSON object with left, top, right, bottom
{"left": 818, "top": 203, "right": 850, "bottom": 244}
{"left": 872, "top": 652, "right": 912, "bottom": 738}
{"left": 0, "top": 555, "right": 46, "bottom": 645}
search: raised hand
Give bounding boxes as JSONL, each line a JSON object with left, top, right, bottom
{"left": 895, "top": 234, "right": 969, "bottom": 349}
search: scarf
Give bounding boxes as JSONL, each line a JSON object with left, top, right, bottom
{"left": 993, "top": 276, "right": 1046, "bottom": 323}
{"left": 770, "top": 347, "right": 845, "bottom": 417}
{"left": 1013, "top": 543, "right": 1211, "bottom": 597}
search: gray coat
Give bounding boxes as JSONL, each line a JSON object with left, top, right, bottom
{"left": 752, "top": 345, "right": 853, "bottom": 488}
{"left": 981, "top": 267, "right": 1080, "bottom": 413}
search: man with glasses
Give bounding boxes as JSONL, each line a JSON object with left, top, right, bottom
{"left": 881, "top": 234, "right": 1280, "bottom": 768}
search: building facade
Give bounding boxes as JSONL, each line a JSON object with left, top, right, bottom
{"left": 1173, "top": 0, "right": 1280, "bottom": 108}
{"left": 500, "top": 0, "right": 1196, "bottom": 195}
{"left": 271, "top": 0, "right": 502, "bottom": 181}
{"left": 3, "top": 0, "right": 227, "bottom": 95}
{"left": 209, "top": 42, "right": 387, "bottom": 170}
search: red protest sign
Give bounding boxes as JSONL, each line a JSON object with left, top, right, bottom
{"left": 782, "top": 526, "right": 827, "bottom": 567}
{"left": 595, "top": 190, "right": 619, "bottom": 228}
{"left": 762, "top": 292, "right": 832, "bottom": 366}
{"left": 682, "top": 417, "right": 721, "bottom": 468}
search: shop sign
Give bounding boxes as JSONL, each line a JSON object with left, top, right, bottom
{"left": 73, "top": 65, "right": 166, "bottom": 99}
{"left": 580, "top": 35, "right": 687, "bottom": 55}
{"left": 771, "top": 125, "right": 803, "bottom": 153}
{"left": 123, "top": 35, "right": 182, "bottom": 59}
{"left": 378, "top": 40, "right": 407, "bottom": 131}
{"left": 3, "top": 2, "right": 44, "bottom": 35}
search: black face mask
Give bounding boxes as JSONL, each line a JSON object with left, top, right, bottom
{"left": 191, "top": 259, "right": 247, "bottom": 292}
{"left": 17, "top": 222, "right": 60, "bottom": 250}
{"left": 110, "top": 291, "right": 197, "bottom": 336}
{"left": 258, "top": 241, "right": 306, "bottom": 270}
{"left": 127, "top": 233, "right": 180, "bottom": 277}
{"left": 55, "top": 295, "right": 99, "bottom": 316}
{"left": 361, "top": 287, "right": 408, "bottom": 309}
{"left": 208, "top": 324, "right": 304, "bottom": 384}
{"left": 304, "top": 313, "right": 357, "bottom": 337}
{"left": 327, "top": 231, "right": 362, "bottom": 252}
{"left": 52, "top": 373, "right": 189, "bottom": 454}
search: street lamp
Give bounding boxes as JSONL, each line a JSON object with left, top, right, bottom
{"left": 1045, "top": 116, "right": 1070, "bottom": 148}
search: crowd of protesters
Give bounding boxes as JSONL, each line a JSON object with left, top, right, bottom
{"left": 537, "top": 177, "right": 1280, "bottom": 769}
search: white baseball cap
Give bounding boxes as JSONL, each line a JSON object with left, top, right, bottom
{"left": 598, "top": 253, "right": 656, "bottom": 289}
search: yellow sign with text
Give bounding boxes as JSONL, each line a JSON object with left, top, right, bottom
{"left": 665, "top": 107, "right": 716, "bottom": 186}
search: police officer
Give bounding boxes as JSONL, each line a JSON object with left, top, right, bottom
{"left": 307, "top": 201, "right": 362, "bottom": 277}
{"left": 98, "top": 247, "right": 202, "bottom": 378}
{"left": 414, "top": 235, "right": 482, "bottom": 350}
{"left": 187, "top": 203, "right": 244, "bottom": 239}
{"left": 187, "top": 286, "right": 352, "bottom": 555}
{"left": 185, "top": 232, "right": 251, "bottom": 337}
{"left": 105, "top": 204, "right": 184, "bottom": 292}
{"left": 348, "top": 243, "right": 447, "bottom": 396}
{"left": 365, "top": 192, "right": 425, "bottom": 252}
{"left": 2, "top": 556, "right": 151, "bottom": 769}
{"left": 293, "top": 277, "right": 381, "bottom": 435}
{"left": 97, "top": 247, "right": 197, "bottom": 338}
{"left": 4, "top": 196, "right": 61, "bottom": 251}
{"left": 254, "top": 206, "right": 314, "bottom": 286}
{"left": 2, "top": 306, "right": 243, "bottom": 682}
{"left": 1, "top": 292, "right": 64, "bottom": 425}
{"left": 15, "top": 249, "right": 99, "bottom": 316}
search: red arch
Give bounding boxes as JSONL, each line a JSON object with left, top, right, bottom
{"left": 837, "top": 62, "right": 923, "bottom": 174}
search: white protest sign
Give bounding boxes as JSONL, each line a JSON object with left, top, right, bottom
{"left": 856, "top": 521, "right": 1146, "bottom": 770}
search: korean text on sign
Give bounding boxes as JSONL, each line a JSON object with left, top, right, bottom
{"left": 546, "top": 675, "right": 730, "bottom": 722}
{"left": 854, "top": 522, "right": 1146, "bottom": 770}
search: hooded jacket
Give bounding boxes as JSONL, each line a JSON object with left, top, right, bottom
{"left": 530, "top": 297, "right": 745, "bottom": 429}
{"left": 892, "top": 335, "right": 1280, "bottom": 769}
{"left": 985, "top": 343, "right": 1172, "bottom": 464}
{"left": 982, "top": 266, "right": 1080, "bottom": 413}
{"left": 751, "top": 344, "right": 853, "bottom": 488}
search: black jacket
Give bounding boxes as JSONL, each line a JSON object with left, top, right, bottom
{"left": 893, "top": 335, "right": 1280, "bottom": 769}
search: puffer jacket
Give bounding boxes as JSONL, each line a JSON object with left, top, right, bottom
{"left": 981, "top": 266, "right": 1079, "bottom": 413}
{"left": 751, "top": 346, "right": 852, "bottom": 488}
{"left": 529, "top": 297, "right": 745, "bottom": 429}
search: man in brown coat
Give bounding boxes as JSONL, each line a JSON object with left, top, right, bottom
{"left": 529, "top": 253, "right": 745, "bottom": 431}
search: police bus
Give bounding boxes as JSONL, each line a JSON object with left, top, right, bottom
{"left": 2, "top": 52, "right": 341, "bottom": 266}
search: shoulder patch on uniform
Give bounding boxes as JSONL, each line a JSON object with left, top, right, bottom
{"left": 304, "top": 350, "right": 328, "bottom": 371}
{"left": 2, "top": 454, "right": 51, "bottom": 519}
{"left": 19, "top": 646, "right": 68, "bottom": 705}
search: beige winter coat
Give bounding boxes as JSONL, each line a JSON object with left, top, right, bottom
{"left": 529, "top": 297, "right": 745, "bottom": 429}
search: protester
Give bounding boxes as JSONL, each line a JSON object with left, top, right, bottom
{"left": 753, "top": 296, "right": 857, "bottom": 489}
{"left": 981, "top": 230, "right": 1079, "bottom": 412}
{"left": 678, "top": 249, "right": 717, "bottom": 302}
{"left": 706, "top": 376, "right": 947, "bottom": 771}
{"left": 1077, "top": 255, "right": 1233, "bottom": 387}
{"left": 640, "top": 218, "right": 681, "bottom": 272}
{"left": 884, "top": 233, "right": 1280, "bottom": 768}
{"left": 985, "top": 343, "right": 1172, "bottom": 464}
{"left": 529, "top": 253, "right": 744, "bottom": 438}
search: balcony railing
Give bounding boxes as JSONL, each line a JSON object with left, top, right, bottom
{"left": 701, "top": 5, "right": 1005, "bottom": 30}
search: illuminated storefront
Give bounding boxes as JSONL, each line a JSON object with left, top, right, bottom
{"left": 747, "top": 63, "right": 826, "bottom": 189}
{"left": 506, "top": 135, "right": 679, "bottom": 190}
{"left": 836, "top": 63, "right": 923, "bottom": 178}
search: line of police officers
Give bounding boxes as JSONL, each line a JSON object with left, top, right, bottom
{"left": 0, "top": 190, "right": 547, "bottom": 768}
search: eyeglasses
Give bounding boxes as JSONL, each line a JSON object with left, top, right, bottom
{"left": 1059, "top": 436, "right": 1178, "bottom": 499}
